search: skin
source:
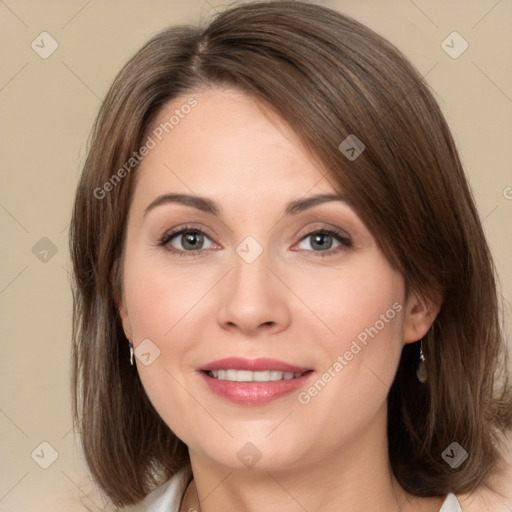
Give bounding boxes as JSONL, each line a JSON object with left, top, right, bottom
{"left": 118, "top": 87, "right": 444, "bottom": 512}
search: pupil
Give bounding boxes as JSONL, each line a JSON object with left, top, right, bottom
{"left": 183, "top": 231, "right": 203, "bottom": 250}
{"left": 312, "top": 233, "right": 332, "bottom": 251}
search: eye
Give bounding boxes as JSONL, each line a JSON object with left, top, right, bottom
{"left": 158, "top": 225, "right": 351, "bottom": 257}
{"left": 160, "top": 227, "right": 217, "bottom": 255}
{"left": 295, "top": 228, "right": 352, "bottom": 256}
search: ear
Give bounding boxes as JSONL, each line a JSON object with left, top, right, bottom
{"left": 112, "top": 259, "right": 133, "bottom": 342}
{"left": 118, "top": 295, "right": 133, "bottom": 342}
{"left": 403, "top": 291, "right": 442, "bottom": 344}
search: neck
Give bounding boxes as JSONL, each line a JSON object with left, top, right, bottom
{"left": 181, "top": 404, "right": 444, "bottom": 512}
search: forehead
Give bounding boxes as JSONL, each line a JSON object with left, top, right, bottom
{"left": 132, "top": 87, "right": 338, "bottom": 205}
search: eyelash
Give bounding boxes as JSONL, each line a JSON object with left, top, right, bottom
{"left": 158, "top": 224, "right": 352, "bottom": 258}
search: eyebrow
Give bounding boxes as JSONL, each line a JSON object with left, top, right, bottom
{"left": 143, "top": 192, "right": 349, "bottom": 218}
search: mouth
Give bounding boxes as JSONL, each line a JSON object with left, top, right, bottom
{"left": 198, "top": 357, "right": 314, "bottom": 405}
{"left": 203, "top": 369, "right": 311, "bottom": 382}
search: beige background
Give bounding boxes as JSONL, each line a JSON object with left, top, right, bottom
{"left": 1, "top": 1, "right": 511, "bottom": 511}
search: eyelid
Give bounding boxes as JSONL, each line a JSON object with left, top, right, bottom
{"left": 159, "top": 224, "right": 214, "bottom": 243}
{"left": 295, "top": 223, "right": 351, "bottom": 243}
{"left": 159, "top": 224, "right": 219, "bottom": 254}
{"left": 292, "top": 225, "right": 352, "bottom": 256}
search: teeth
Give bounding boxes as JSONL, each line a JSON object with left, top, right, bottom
{"left": 208, "top": 369, "right": 304, "bottom": 382}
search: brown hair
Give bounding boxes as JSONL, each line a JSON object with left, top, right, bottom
{"left": 69, "top": 0, "right": 512, "bottom": 507}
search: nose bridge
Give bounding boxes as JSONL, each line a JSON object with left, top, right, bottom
{"left": 216, "top": 237, "right": 290, "bottom": 333}
{"left": 230, "top": 238, "right": 274, "bottom": 303}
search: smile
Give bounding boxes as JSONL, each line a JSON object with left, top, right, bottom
{"left": 206, "top": 369, "right": 308, "bottom": 382}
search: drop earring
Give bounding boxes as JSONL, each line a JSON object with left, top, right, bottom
{"left": 416, "top": 341, "right": 427, "bottom": 383}
{"left": 129, "top": 342, "right": 134, "bottom": 366}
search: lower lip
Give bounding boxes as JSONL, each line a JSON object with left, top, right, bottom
{"left": 199, "top": 371, "right": 314, "bottom": 405}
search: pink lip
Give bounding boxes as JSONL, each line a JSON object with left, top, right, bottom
{"left": 198, "top": 357, "right": 314, "bottom": 405}
{"left": 200, "top": 357, "right": 311, "bottom": 373}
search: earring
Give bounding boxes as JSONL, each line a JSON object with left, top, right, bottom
{"left": 416, "top": 341, "right": 427, "bottom": 383}
{"left": 129, "top": 342, "right": 134, "bottom": 366}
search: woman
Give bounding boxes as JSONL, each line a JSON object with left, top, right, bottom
{"left": 69, "top": 2, "right": 512, "bottom": 511}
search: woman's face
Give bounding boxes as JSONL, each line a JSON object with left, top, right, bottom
{"left": 119, "top": 87, "right": 430, "bottom": 472}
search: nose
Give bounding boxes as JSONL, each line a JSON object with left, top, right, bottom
{"left": 216, "top": 247, "right": 291, "bottom": 337}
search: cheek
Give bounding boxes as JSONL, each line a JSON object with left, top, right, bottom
{"left": 287, "top": 256, "right": 405, "bottom": 353}
{"left": 122, "top": 253, "right": 214, "bottom": 435}
{"left": 290, "top": 257, "right": 406, "bottom": 412}
{"left": 123, "top": 254, "right": 211, "bottom": 343}
{"left": 291, "top": 258, "right": 406, "bottom": 431}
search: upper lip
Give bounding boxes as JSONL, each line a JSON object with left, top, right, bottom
{"left": 200, "top": 357, "right": 312, "bottom": 373}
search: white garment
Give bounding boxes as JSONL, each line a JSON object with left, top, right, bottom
{"left": 135, "top": 468, "right": 462, "bottom": 512}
